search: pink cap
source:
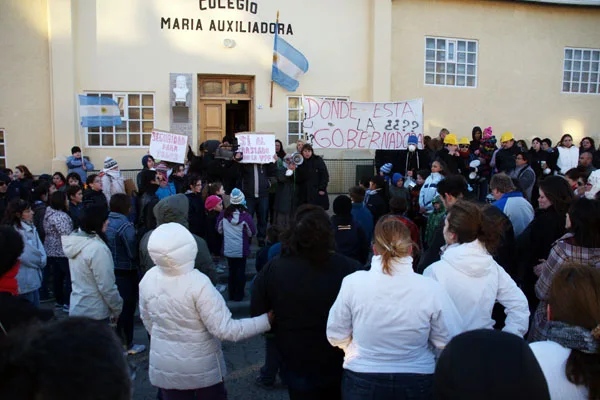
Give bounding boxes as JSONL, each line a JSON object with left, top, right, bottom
{"left": 205, "top": 195, "right": 223, "bottom": 211}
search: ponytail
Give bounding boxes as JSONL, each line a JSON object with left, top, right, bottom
{"left": 446, "top": 201, "right": 501, "bottom": 254}
{"left": 373, "top": 216, "right": 413, "bottom": 275}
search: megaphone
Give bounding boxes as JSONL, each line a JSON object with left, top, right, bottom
{"left": 284, "top": 153, "right": 304, "bottom": 176}
{"left": 291, "top": 152, "right": 304, "bottom": 166}
{"left": 468, "top": 159, "right": 481, "bottom": 181}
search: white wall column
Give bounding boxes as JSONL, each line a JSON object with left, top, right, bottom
{"left": 370, "top": 0, "right": 392, "bottom": 102}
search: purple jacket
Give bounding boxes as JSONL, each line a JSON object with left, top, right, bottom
{"left": 217, "top": 209, "right": 256, "bottom": 258}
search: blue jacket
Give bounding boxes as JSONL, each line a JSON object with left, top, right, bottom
{"left": 106, "top": 212, "right": 137, "bottom": 271}
{"left": 66, "top": 156, "right": 94, "bottom": 182}
{"left": 493, "top": 191, "right": 534, "bottom": 237}
{"left": 351, "top": 202, "right": 374, "bottom": 244}
{"left": 156, "top": 182, "right": 176, "bottom": 200}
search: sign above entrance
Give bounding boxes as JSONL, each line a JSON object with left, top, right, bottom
{"left": 149, "top": 130, "right": 188, "bottom": 164}
{"left": 236, "top": 132, "right": 276, "bottom": 164}
{"left": 303, "top": 98, "right": 425, "bottom": 150}
{"left": 160, "top": 1, "right": 295, "bottom": 35}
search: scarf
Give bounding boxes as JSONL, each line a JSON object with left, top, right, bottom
{"left": 542, "top": 321, "right": 599, "bottom": 354}
{"left": 0, "top": 261, "right": 20, "bottom": 295}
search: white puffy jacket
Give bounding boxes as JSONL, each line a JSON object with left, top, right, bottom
{"left": 139, "top": 222, "right": 270, "bottom": 390}
{"left": 556, "top": 145, "right": 579, "bottom": 174}
{"left": 423, "top": 240, "right": 530, "bottom": 337}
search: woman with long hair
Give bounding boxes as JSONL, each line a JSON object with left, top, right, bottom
{"left": 328, "top": 216, "right": 461, "bottom": 399}
{"left": 517, "top": 176, "right": 574, "bottom": 313}
{"left": 66, "top": 172, "right": 83, "bottom": 188}
{"left": 62, "top": 205, "right": 122, "bottom": 321}
{"left": 43, "top": 191, "right": 73, "bottom": 312}
{"left": 424, "top": 200, "right": 529, "bottom": 336}
{"left": 52, "top": 172, "right": 67, "bottom": 192}
{"left": 556, "top": 134, "right": 579, "bottom": 175}
{"left": 579, "top": 136, "right": 596, "bottom": 154}
{"left": 7, "top": 165, "right": 35, "bottom": 201}
{"left": 530, "top": 198, "right": 600, "bottom": 342}
{"left": 530, "top": 264, "right": 600, "bottom": 399}
{"left": 252, "top": 205, "right": 361, "bottom": 399}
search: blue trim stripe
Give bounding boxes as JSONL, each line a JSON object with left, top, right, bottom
{"left": 81, "top": 116, "right": 123, "bottom": 128}
{"left": 78, "top": 95, "right": 120, "bottom": 107}
{"left": 274, "top": 36, "right": 309, "bottom": 73}
{"left": 272, "top": 65, "right": 299, "bottom": 92}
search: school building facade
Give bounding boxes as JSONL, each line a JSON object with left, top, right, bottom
{"left": 1, "top": 0, "right": 599, "bottom": 173}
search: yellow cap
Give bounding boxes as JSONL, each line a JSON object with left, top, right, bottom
{"left": 459, "top": 137, "right": 470, "bottom": 145}
{"left": 500, "top": 132, "right": 514, "bottom": 143}
{"left": 444, "top": 134, "right": 458, "bottom": 145}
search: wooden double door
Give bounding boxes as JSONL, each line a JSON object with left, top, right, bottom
{"left": 198, "top": 75, "right": 254, "bottom": 144}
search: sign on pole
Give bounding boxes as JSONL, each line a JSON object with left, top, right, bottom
{"left": 235, "top": 132, "right": 276, "bottom": 164}
{"left": 302, "top": 97, "right": 424, "bottom": 150}
{"left": 149, "top": 130, "right": 188, "bottom": 163}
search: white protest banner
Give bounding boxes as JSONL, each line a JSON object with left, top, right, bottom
{"left": 302, "top": 97, "right": 424, "bottom": 150}
{"left": 149, "top": 130, "right": 188, "bottom": 163}
{"left": 235, "top": 132, "right": 276, "bottom": 164}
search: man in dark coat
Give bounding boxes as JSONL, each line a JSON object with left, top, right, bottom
{"left": 495, "top": 132, "right": 520, "bottom": 174}
{"left": 294, "top": 144, "right": 330, "bottom": 210}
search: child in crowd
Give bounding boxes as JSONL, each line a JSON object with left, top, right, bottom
{"left": 420, "top": 160, "right": 446, "bottom": 215}
{"left": 66, "top": 146, "right": 94, "bottom": 182}
{"left": 425, "top": 195, "right": 446, "bottom": 249}
{"left": 203, "top": 181, "right": 225, "bottom": 201}
{"left": 389, "top": 173, "right": 411, "bottom": 209}
{"left": 66, "top": 172, "right": 83, "bottom": 188}
{"left": 217, "top": 189, "right": 256, "bottom": 302}
{"left": 205, "top": 195, "right": 225, "bottom": 274}
{"left": 155, "top": 162, "right": 176, "bottom": 200}
{"left": 364, "top": 175, "right": 389, "bottom": 224}
{"left": 349, "top": 186, "right": 374, "bottom": 245}
{"left": 83, "top": 174, "right": 108, "bottom": 210}
{"left": 379, "top": 163, "right": 393, "bottom": 185}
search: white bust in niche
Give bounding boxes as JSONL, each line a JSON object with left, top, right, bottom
{"left": 173, "top": 75, "right": 189, "bottom": 103}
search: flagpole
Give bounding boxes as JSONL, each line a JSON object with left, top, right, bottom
{"left": 75, "top": 93, "right": 85, "bottom": 160}
{"left": 270, "top": 10, "right": 279, "bottom": 109}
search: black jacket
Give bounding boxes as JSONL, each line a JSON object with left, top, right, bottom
{"left": 237, "top": 163, "right": 276, "bottom": 199}
{"left": 436, "top": 148, "right": 465, "bottom": 175}
{"left": 495, "top": 145, "right": 520, "bottom": 174}
{"left": 206, "top": 158, "right": 238, "bottom": 193}
{"left": 330, "top": 215, "right": 369, "bottom": 265}
{"left": 205, "top": 210, "right": 222, "bottom": 256}
{"left": 398, "top": 150, "right": 430, "bottom": 176}
{"left": 365, "top": 190, "right": 388, "bottom": 224}
{"left": 251, "top": 253, "right": 359, "bottom": 387}
{"left": 83, "top": 189, "right": 108, "bottom": 211}
{"left": 186, "top": 192, "right": 206, "bottom": 238}
{"left": 294, "top": 155, "right": 329, "bottom": 207}
{"left": 32, "top": 201, "right": 47, "bottom": 244}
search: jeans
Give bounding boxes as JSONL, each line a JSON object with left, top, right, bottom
{"left": 19, "top": 289, "right": 40, "bottom": 307}
{"left": 160, "top": 382, "right": 227, "bottom": 400}
{"left": 341, "top": 370, "right": 433, "bottom": 400}
{"left": 115, "top": 270, "right": 139, "bottom": 348}
{"left": 245, "top": 196, "right": 268, "bottom": 240}
{"left": 288, "top": 385, "right": 341, "bottom": 400}
{"left": 227, "top": 257, "right": 246, "bottom": 301}
{"left": 49, "top": 257, "right": 71, "bottom": 306}
{"left": 259, "top": 336, "right": 283, "bottom": 384}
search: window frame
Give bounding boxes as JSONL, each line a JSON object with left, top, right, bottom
{"left": 286, "top": 96, "right": 349, "bottom": 146}
{"left": 84, "top": 91, "right": 155, "bottom": 148}
{"left": 424, "top": 36, "right": 479, "bottom": 89}
{"left": 562, "top": 47, "right": 600, "bottom": 95}
{"left": 0, "top": 128, "right": 6, "bottom": 169}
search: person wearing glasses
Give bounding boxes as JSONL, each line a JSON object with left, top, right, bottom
{"left": 510, "top": 152, "right": 536, "bottom": 202}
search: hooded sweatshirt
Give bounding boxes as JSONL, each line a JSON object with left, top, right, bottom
{"left": 217, "top": 208, "right": 256, "bottom": 258}
{"left": 101, "top": 169, "right": 125, "bottom": 202}
{"left": 62, "top": 230, "right": 123, "bottom": 320}
{"left": 139, "top": 194, "right": 214, "bottom": 281}
{"left": 424, "top": 240, "right": 530, "bottom": 337}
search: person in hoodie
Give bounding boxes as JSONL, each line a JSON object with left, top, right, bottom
{"left": 469, "top": 126, "right": 483, "bottom": 154}
{"left": 424, "top": 195, "right": 446, "bottom": 249}
{"left": 490, "top": 173, "right": 534, "bottom": 237}
{"left": 101, "top": 157, "right": 125, "bottom": 203}
{"left": 349, "top": 186, "right": 373, "bottom": 245}
{"left": 155, "top": 162, "right": 176, "bottom": 200}
{"left": 106, "top": 193, "right": 146, "bottom": 356}
{"left": 330, "top": 195, "right": 369, "bottom": 265}
{"left": 217, "top": 189, "right": 256, "bottom": 301}
{"left": 136, "top": 154, "right": 155, "bottom": 189}
{"left": 83, "top": 174, "right": 108, "bottom": 211}
{"left": 389, "top": 172, "right": 410, "bottom": 207}
{"left": 66, "top": 146, "right": 94, "bottom": 182}
{"left": 364, "top": 175, "right": 389, "bottom": 224}
{"left": 424, "top": 200, "right": 530, "bottom": 337}
{"left": 397, "top": 134, "right": 430, "bottom": 177}
{"left": 139, "top": 223, "right": 272, "bottom": 399}
{"left": 43, "top": 191, "right": 73, "bottom": 312}
{"left": 2, "top": 199, "right": 47, "bottom": 307}
{"left": 62, "top": 205, "right": 123, "bottom": 321}
{"left": 419, "top": 160, "right": 446, "bottom": 215}
{"left": 185, "top": 175, "right": 206, "bottom": 238}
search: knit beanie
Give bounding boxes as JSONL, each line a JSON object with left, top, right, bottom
{"left": 205, "top": 195, "right": 223, "bottom": 211}
{"left": 230, "top": 188, "right": 246, "bottom": 206}
{"left": 103, "top": 156, "right": 118, "bottom": 171}
{"left": 333, "top": 195, "right": 352, "bottom": 216}
{"left": 407, "top": 135, "right": 418, "bottom": 146}
{"left": 380, "top": 163, "right": 393, "bottom": 174}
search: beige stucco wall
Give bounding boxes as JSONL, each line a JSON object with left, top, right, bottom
{"left": 0, "top": 0, "right": 53, "bottom": 175}
{"left": 392, "top": 0, "right": 600, "bottom": 145}
{"left": 45, "top": 0, "right": 379, "bottom": 169}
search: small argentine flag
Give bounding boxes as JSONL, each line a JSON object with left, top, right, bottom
{"left": 272, "top": 34, "right": 309, "bottom": 92}
{"left": 78, "top": 95, "right": 122, "bottom": 128}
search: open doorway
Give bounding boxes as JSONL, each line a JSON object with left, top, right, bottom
{"left": 226, "top": 100, "right": 250, "bottom": 137}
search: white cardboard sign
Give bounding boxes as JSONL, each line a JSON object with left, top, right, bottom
{"left": 149, "top": 130, "right": 188, "bottom": 163}
{"left": 236, "top": 132, "right": 276, "bottom": 164}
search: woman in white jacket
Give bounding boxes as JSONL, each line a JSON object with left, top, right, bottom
{"left": 139, "top": 222, "right": 272, "bottom": 400}
{"left": 327, "top": 216, "right": 462, "bottom": 399}
{"left": 419, "top": 160, "right": 446, "bottom": 214}
{"left": 424, "top": 200, "right": 530, "bottom": 337}
{"left": 556, "top": 134, "right": 579, "bottom": 175}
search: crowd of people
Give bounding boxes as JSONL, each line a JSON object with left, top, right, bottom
{"left": 0, "top": 128, "right": 599, "bottom": 400}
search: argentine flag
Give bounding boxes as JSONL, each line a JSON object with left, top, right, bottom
{"left": 272, "top": 33, "right": 309, "bottom": 92}
{"left": 78, "top": 95, "right": 122, "bottom": 128}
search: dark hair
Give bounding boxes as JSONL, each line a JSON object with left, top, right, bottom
{"left": 66, "top": 184, "right": 82, "bottom": 201}
{"left": 568, "top": 198, "right": 600, "bottom": 248}
{"left": 370, "top": 175, "right": 386, "bottom": 190}
{"left": 565, "top": 168, "right": 585, "bottom": 182}
{"left": 359, "top": 176, "right": 371, "bottom": 188}
{"left": 138, "top": 170, "right": 158, "bottom": 195}
{"left": 109, "top": 193, "right": 131, "bottom": 215}
{"left": 281, "top": 204, "right": 335, "bottom": 266}
{"left": 15, "top": 165, "right": 33, "bottom": 180}
{"left": 516, "top": 151, "right": 529, "bottom": 163}
{"left": 416, "top": 169, "right": 430, "bottom": 181}
{"left": 538, "top": 176, "right": 574, "bottom": 216}
{"left": 2, "top": 199, "right": 31, "bottom": 226}
{"left": 530, "top": 137, "right": 542, "bottom": 151}
{"left": 490, "top": 173, "right": 516, "bottom": 194}
{"left": 0, "top": 225, "right": 24, "bottom": 277}
{"left": 301, "top": 143, "right": 314, "bottom": 155}
{"left": 548, "top": 264, "right": 600, "bottom": 399}
{"left": 223, "top": 203, "right": 246, "bottom": 219}
{"left": 186, "top": 174, "right": 202, "bottom": 190}
{"left": 437, "top": 175, "right": 468, "bottom": 200}
{"left": 349, "top": 186, "right": 365, "bottom": 203}
{"left": 432, "top": 158, "right": 448, "bottom": 176}
{"left": 202, "top": 181, "right": 223, "bottom": 201}
{"left": 472, "top": 126, "right": 482, "bottom": 137}
{"left": 275, "top": 139, "right": 286, "bottom": 159}
{"left": 31, "top": 182, "right": 49, "bottom": 202}
{"left": 71, "top": 146, "right": 82, "bottom": 154}
{"left": 66, "top": 172, "right": 82, "bottom": 186}
{"left": 559, "top": 133, "right": 573, "bottom": 147}
{"left": 49, "top": 191, "right": 67, "bottom": 212}
{"left": 580, "top": 136, "right": 596, "bottom": 150}
{"left": 79, "top": 205, "right": 109, "bottom": 240}
{"left": 266, "top": 225, "right": 284, "bottom": 244}
{"left": 446, "top": 200, "right": 501, "bottom": 254}
{"left": 542, "top": 138, "right": 553, "bottom": 147}
{"left": 86, "top": 174, "right": 99, "bottom": 186}
{"left": 389, "top": 196, "right": 408, "bottom": 214}
{"left": 0, "top": 318, "right": 131, "bottom": 399}
{"left": 52, "top": 172, "right": 66, "bottom": 185}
